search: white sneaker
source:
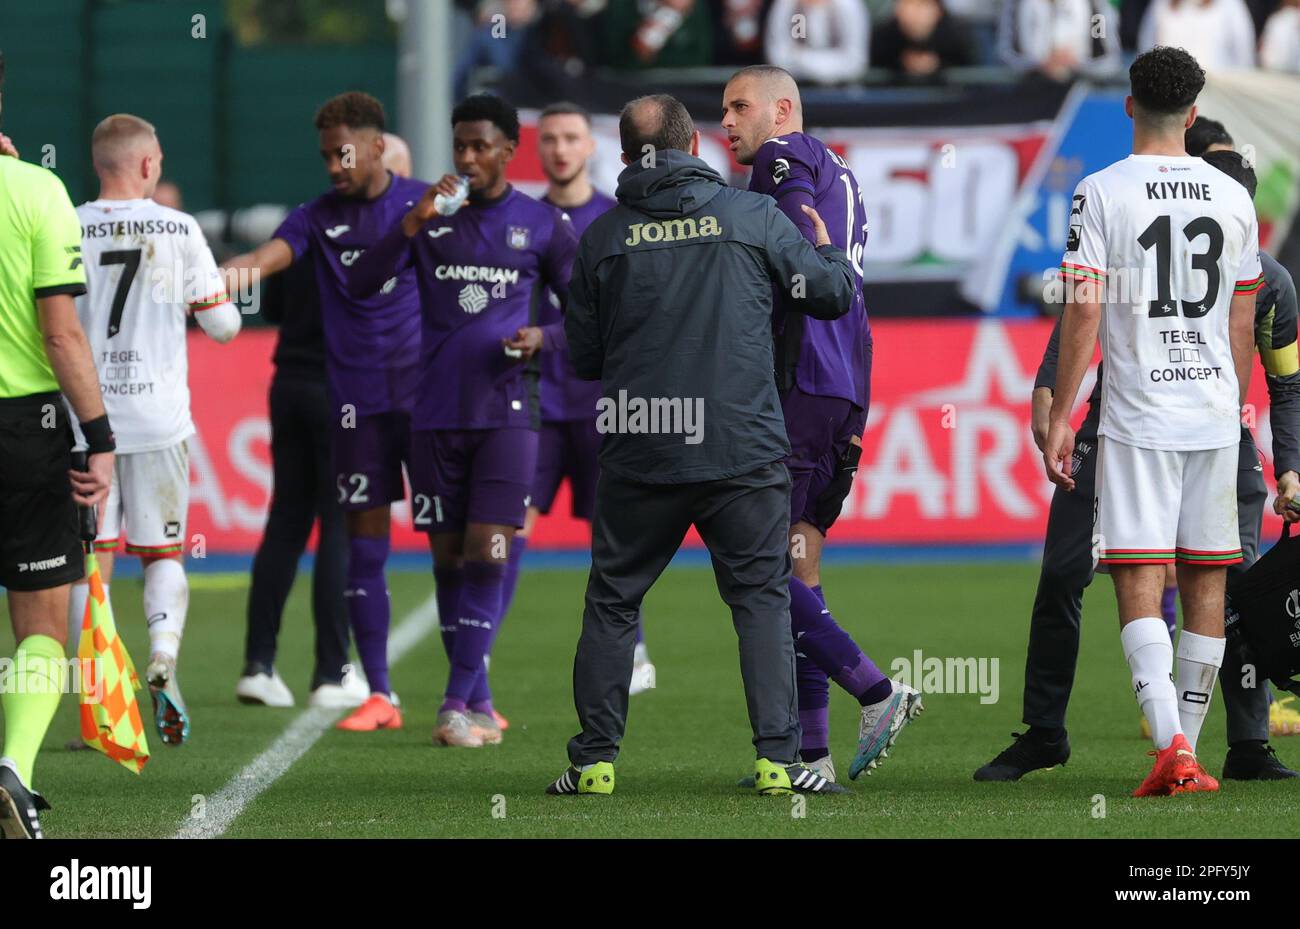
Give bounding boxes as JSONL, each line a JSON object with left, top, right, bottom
{"left": 308, "top": 664, "right": 369, "bottom": 709}
{"left": 807, "top": 754, "right": 837, "bottom": 784}
{"left": 629, "top": 660, "right": 657, "bottom": 696}
{"left": 235, "top": 669, "right": 294, "bottom": 708}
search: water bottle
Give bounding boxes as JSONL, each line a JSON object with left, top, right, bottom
{"left": 433, "top": 176, "right": 470, "bottom": 216}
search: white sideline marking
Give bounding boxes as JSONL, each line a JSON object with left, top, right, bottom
{"left": 173, "top": 594, "right": 439, "bottom": 839}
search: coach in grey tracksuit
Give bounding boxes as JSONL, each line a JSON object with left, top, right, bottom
{"left": 561, "top": 95, "right": 856, "bottom": 767}
{"left": 1018, "top": 251, "right": 1300, "bottom": 754}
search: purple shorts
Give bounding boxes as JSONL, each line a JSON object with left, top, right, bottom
{"left": 532, "top": 418, "right": 601, "bottom": 521}
{"left": 781, "top": 386, "right": 864, "bottom": 536}
{"left": 332, "top": 410, "right": 411, "bottom": 512}
{"left": 409, "top": 427, "right": 539, "bottom": 531}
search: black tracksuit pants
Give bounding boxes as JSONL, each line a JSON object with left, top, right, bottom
{"left": 567, "top": 461, "right": 800, "bottom": 766}
{"left": 243, "top": 372, "right": 350, "bottom": 688}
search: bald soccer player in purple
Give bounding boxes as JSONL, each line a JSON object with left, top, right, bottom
{"left": 224, "top": 92, "right": 425, "bottom": 732}
{"left": 351, "top": 94, "right": 578, "bottom": 748}
{"left": 723, "top": 65, "right": 924, "bottom": 783}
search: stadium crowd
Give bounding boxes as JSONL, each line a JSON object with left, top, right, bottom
{"left": 452, "top": 0, "right": 1300, "bottom": 90}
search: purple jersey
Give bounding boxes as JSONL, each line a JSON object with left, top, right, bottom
{"left": 749, "top": 132, "right": 870, "bottom": 408}
{"left": 273, "top": 173, "right": 426, "bottom": 414}
{"left": 357, "top": 186, "right": 578, "bottom": 431}
{"left": 538, "top": 190, "right": 616, "bottom": 422}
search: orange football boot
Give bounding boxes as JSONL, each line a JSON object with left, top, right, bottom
{"left": 336, "top": 693, "right": 402, "bottom": 731}
{"left": 1133, "top": 733, "right": 1204, "bottom": 797}
{"left": 493, "top": 709, "right": 510, "bottom": 731}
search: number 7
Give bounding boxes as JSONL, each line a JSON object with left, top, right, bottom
{"left": 100, "top": 249, "right": 142, "bottom": 338}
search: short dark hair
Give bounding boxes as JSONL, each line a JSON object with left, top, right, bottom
{"left": 314, "top": 91, "right": 386, "bottom": 132}
{"left": 1185, "top": 116, "right": 1233, "bottom": 157}
{"left": 728, "top": 63, "right": 796, "bottom": 86}
{"left": 1201, "top": 149, "right": 1257, "bottom": 200}
{"left": 1129, "top": 47, "right": 1205, "bottom": 116}
{"left": 451, "top": 93, "right": 520, "bottom": 143}
{"left": 618, "top": 94, "right": 694, "bottom": 161}
{"left": 539, "top": 101, "right": 591, "bottom": 126}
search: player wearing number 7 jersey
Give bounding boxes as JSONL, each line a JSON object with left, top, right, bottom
{"left": 71, "top": 114, "right": 242, "bottom": 747}
{"left": 1045, "top": 48, "right": 1262, "bottom": 797}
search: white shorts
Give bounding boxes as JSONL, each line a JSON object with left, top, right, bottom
{"left": 1094, "top": 436, "right": 1241, "bottom": 569}
{"left": 96, "top": 442, "right": 189, "bottom": 557}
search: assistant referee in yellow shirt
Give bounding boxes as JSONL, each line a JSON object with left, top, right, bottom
{"left": 0, "top": 50, "right": 115, "bottom": 839}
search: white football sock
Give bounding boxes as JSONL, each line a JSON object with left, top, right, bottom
{"left": 144, "top": 558, "right": 188, "bottom": 661}
{"left": 634, "top": 641, "right": 649, "bottom": 664}
{"left": 1121, "top": 617, "right": 1181, "bottom": 750}
{"left": 1175, "top": 630, "right": 1225, "bottom": 754}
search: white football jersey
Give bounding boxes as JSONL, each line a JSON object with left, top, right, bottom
{"left": 1061, "top": 154, "right": 1263, "bottom": 451}
{"left": 73, "top": 198, "right": 233, "bottom": 453}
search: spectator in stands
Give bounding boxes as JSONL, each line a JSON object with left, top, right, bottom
{"left": 1261, "top": 0, "right": 1300, "bottom": 71}
{"left": 871, "top": 0, "right": 977, "bottom": 76}
{"left": 944, "top": 0, "right": 1003, "bottom": 64}
{"left": 601, "top": 0, "right": 715, "bottom": 68}
{"left": 764, "top": 0, "right": 870, "bottom": 84}
{"left": 534, "top": 0, "right": 608, "bottom": 75}
{"left": 453, "top": 0, "right": 542, "bottom": 97}
{"left": 1138, "top": 0, "right": 1257, "bottom": 69}
{"left": 713, "top": 0, "right": 770, "bottom": 65}
{"left": 999, "top": 0, "right": 1121, "bottom": 80}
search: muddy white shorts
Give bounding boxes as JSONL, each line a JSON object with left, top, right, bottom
{"left": 95, "top": 441, "right": 189, "bottom": 557}
{"left": 1094, "top": 436, "right": 1241, "bottom": 569}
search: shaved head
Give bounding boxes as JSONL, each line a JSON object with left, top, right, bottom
{"left": 92, "top": 113, "right": 159, "bottom": 174}
{"left": 91, "top": 113, "right": 163, "bottom": 198}
{"left": 721, "top": 66, "right": 803, "bottom": 165}
{"left": 730, "top": 65, "right": 802, "bottom": 113}
{"left": 382, "top": 132, "right": 412, "bottom": 178}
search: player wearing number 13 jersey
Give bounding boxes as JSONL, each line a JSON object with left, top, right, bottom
{"left": 71, "top": 114, "right": 242, "bottom": 747}
{"left": 1046, "top": 48, "right": 1262, "bottom": 796}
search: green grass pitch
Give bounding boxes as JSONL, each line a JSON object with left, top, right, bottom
{"left": 3, "top": 560, "right": 1297, "bottom": 838}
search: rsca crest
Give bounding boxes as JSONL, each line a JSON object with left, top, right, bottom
{"left": 458, "top": 283, "right": 489, "bottom": 314}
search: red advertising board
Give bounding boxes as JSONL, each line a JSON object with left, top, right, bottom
{"left": 187, "top": 322, "right": 1288, "bottom": 553}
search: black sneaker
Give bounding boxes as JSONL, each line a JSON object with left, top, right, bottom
{"left": 1222, "top": 742, "right": 1300, "bottom": 781}
{"left": 0, "top": 761, "right": 50, "bottom": 839}
{"left": 974, "top": 729, "right": 1070, "bottom": 782}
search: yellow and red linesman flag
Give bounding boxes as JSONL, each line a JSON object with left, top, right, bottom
{"left": 77, "top": 549, "right": 150, "bottom": 773}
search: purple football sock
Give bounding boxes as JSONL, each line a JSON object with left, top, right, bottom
{"left": 443, "top": 560, "right": 506, "bottom": 705}
{"left": 635, "top": 619, "right": 645, "bottom": 645}
{"left": 1161, "top": 585, "right": 1178, "bottom": 641}
{"left": 346, "top": 535, "right": 392, "bottom": 696}
{"left": 797, "top": 655, "right": 831, "bottom": 755}
{"left": 433, "top": 564, "right": 463, "bottom": 661}
{"left": 467, "top": 536, "right": 527, "bottom": 707}
{"left": 790, "top": 576, "right": 891, "bottom": 706}
{"left": 798, "top": 582, "right": 832, "bottom": 755}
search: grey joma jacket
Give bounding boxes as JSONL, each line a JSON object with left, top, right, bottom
{"left": 564, "top": 149, "right": 856, "bottom": 484}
